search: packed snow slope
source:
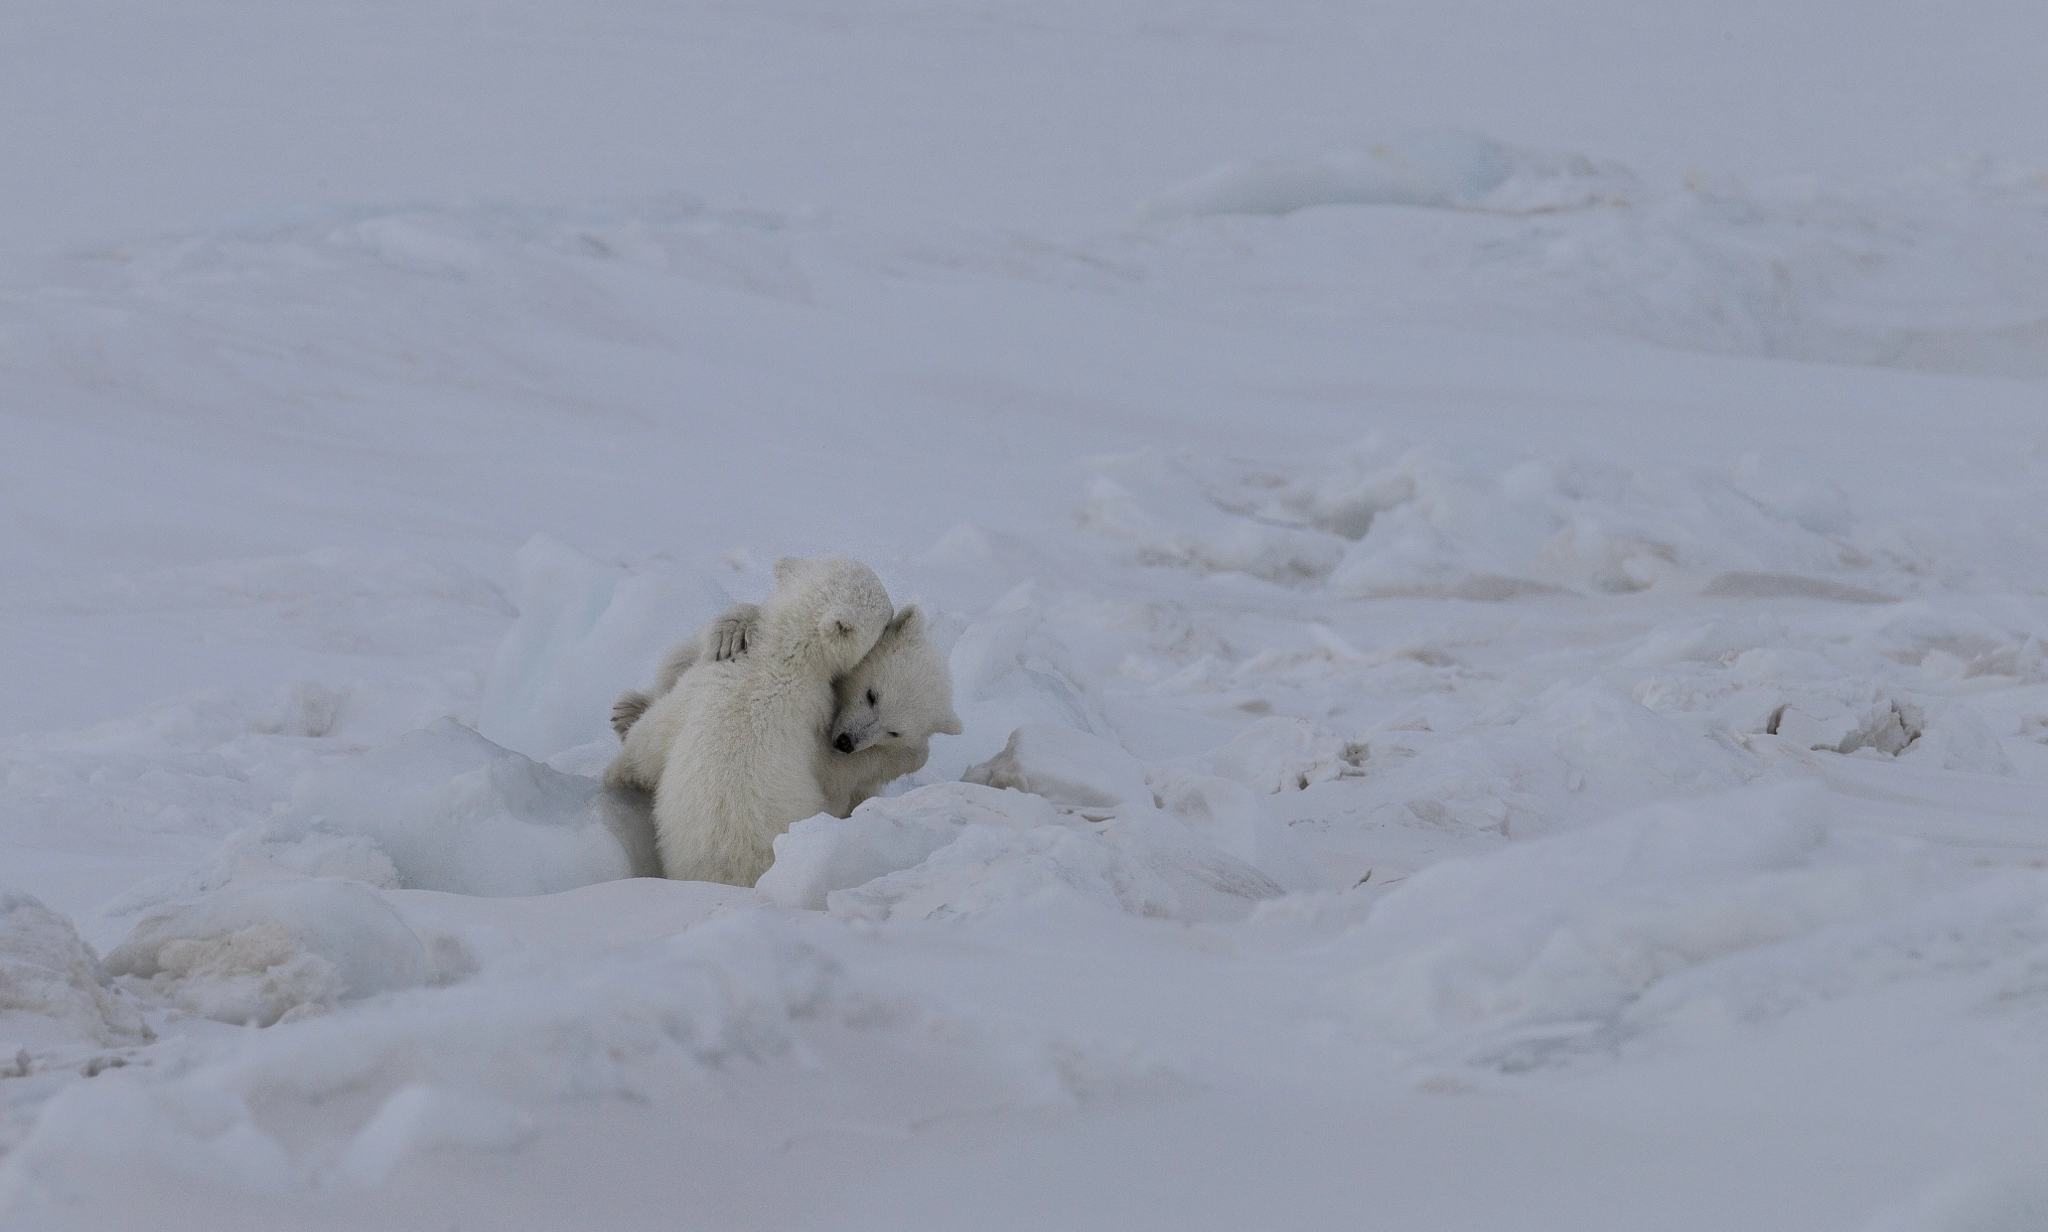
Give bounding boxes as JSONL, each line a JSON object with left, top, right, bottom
{"left": 5, "top": 1, "right": 2048, "bottom": 1229}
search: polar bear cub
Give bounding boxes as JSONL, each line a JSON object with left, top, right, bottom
{"left": 687, "top": 603, "right": 963, "bottom": 817}
{"left": 605, "top": 557, "right": 892, "bottom": 886}
{"left": 817, "top": 604, "right": 964, "bottom": 815}
{"left": 615, "top": 602, "right": 964, "bottom": 819}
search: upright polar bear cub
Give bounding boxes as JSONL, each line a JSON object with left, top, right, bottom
{"left": 605, "top": 557, "right": 893, "bottom": 886}
{"left": 641, "top": 601, "right": 964, "bottom": 818}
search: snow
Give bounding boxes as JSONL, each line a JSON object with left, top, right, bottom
{"left": 273, "top": 719, "right": 660, "bottom": 896}
{"left": 103, "top": 880, "right": 431, "bottom": 1028}
{"left": 329, "top": 1085, "right": 536, "bottom": 1189}
{"left": 5, "top": 0, "right": 2048, "bottom": 1226}
{"left": 0, "top": 892, "right": 149, "bottom": 1050}
{"left": 1135, "top": 133, "right": 1640, "bottom": 221}
{"left": 477, "top": 535, "right": 739, "bottom": 763}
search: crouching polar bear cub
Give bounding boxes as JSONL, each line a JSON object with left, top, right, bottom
{"left": 605, "top": 557, "right": 894, "bottom": 886}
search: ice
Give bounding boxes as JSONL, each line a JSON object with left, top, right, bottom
{"left": 103, "top": 880, "right": 430, "bottom": 1027}
{"left": 0, "top": 891, "right": 149, "bottom": 1049}
{"left": 1771, "top": 693, "right": 1921, "bottom": 757}
{"left": 477, "top": 535, "right": 738, "bottom": 762}
{"left": 271, "top": 719, "right": 658, "bottom": 897}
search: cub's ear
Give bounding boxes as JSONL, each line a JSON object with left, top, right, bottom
{"left": 887, "top": 604, "right": 923, "bottom": 638}
{"left": 773, "top": 556, "right": 801, "bottom": 584}
{"left": 934, "top": 706, "right": 965, "bottom": 737}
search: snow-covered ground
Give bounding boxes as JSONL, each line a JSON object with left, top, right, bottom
{"left": 5, "top": 1, "right": 2048, "bottom": 1227}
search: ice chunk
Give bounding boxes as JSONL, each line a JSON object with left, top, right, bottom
{"left": 961, "top": 724, "right": 1155, "bottom": 814}
{"left": 758, "top": 782, "right": 1063, "bottom": 910}
{"left": 1769, "top": 694, "right": 1920, "bottom": 757}
{"left": 104, "top": 880, "right": 430, "bottom": 1027}
{"left": 476, "top": 535, "right": 737, "bottom": 761}
{"left": 0, "top": 890, "right": 150, "bottom": 1048}
{"left": 329, "top": 1085, "right": 535, "bottom": 1187}
{"left": 276, "top": 719, "right": 658, "bottom": 897}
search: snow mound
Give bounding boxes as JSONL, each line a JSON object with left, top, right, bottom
{"left": 759, "top": 782, "right": 1061, "bottom": 911}
{"left": 1470, "top": 160, "right": 2048, "bottom": 378}
{"left": 933, "top": 584, "right": 1117, "bottom": 780}
{"left": 1081, "top": 440, "right": 1906, "bottom": 599}
{"left": 1, "top": 914, "right": 1178, "bottom": 1204}
{"left": 477, "top": 534, "right": 738, "bottom": 762}
{"left": 104, "top": 880, "right": 429, "bottom": 1027}
{"left": 1146, "top": 769, "right": 1329, "bottom": 893}
{"left": 962, "top": 723, "right": 1155, "bottom": 814}
{"left": 0, "top": 891, "right": 149, "bottom": 1048}
{"left": 102, "top": 828, "right": 403, "bottom": 920}
{"left": 1137, "top": 133, "right": 1637, "bottom": 222}
{"left": 1339, "top": 680, "right": 1757, "bottom": 841}
{"left": 763, "top": 773, "right": 1284, "bottom": 924}
{"left": 1865, "top": 1148, "right": 2048, "bottom": 1232}
{"left": 1899, "top": 704, "right": 2016, "bottom": 776}
{"left": 1328, "top": 783, "right": 2042, "bottom": 1069}
{"left": 273, "top": 719, "right": 658, "bottom": 897}
{"left": 1184, "top": 716, "right": 1361, "bottom": 793}
{"left": 330, "top": 1085, "right": 535, "bottom": 1188}
{"left": 1078, "top": 451, "right": 1347, "bottom": 584}
{"left": 826, "top": 808, "right": 1284, "bottom": 925}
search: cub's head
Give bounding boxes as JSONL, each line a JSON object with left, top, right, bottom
{"left": 772, "top": 556, "right": 893, "bottom": 669}
{"left": 829, "top": 605, "right": 964, "bottom": 755}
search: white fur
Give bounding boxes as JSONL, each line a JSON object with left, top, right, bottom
{"left": 604, "top": 558, "right": 892, "bottom": 886}
{"left": 613, "top": 602, "right": 962, "bottom": 821}
{"left": 818, "top": 605, "right": 964, "bottom": 816}
{"left": 608, "top": 605, "right": 759, "bottom": 741}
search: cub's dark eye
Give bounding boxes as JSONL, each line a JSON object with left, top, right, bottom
{"left": 866, "top": 689, "right": 878, "bottom": 706}
{"left": 887, "top": 731, "right": 900, "bottom": 739}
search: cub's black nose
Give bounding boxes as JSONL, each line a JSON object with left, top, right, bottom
{"left": 833, "top": 733, "right": 856, "bottom": 753}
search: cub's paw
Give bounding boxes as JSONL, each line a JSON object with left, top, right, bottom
{"left": 611, "top": 690, "right": 652, "bottom": 738}
{"left": 710, "top": 605, "right": 762, "bottom": 662}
